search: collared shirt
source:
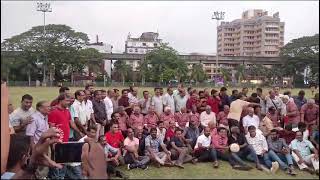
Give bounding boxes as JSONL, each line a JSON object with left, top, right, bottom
{"left": 290, "top": 139, "right": 315, "bottom": 158}
{"left": 72, "top": 99, "right": 87, "bottom": 125}
{"left": 145, "top": 135, "right": 164, "bottom": 154}
{"left": 104, "top": 96, "right": 114, "bottom": 120}
{"left": 200, "top": 111, "right": 216, "bottom": 127}
{"left": 26, "top": 111, "right": 49, "bottom": 144}
{"left": 286, "top": 101, "right": 300, "bottom": 125}
{"left": 157, "top": 127, "right": 166, "bottom": 142}
{"left": 129, "top": 113, "right": 144, "bottom": 130}
{"left": 118, "top": 114, "right": 128, "bottom": 131}
{"left": 160, "top": 113, "right": 175, "bottom": 129}
{"left": 184, "top": 126, "right": 200, "bottom": 147}
{"left": 48, "top": 107, "right": 71, "bottom": 142}
{"left": 267, "top": 137, "right": 288, "bottom": 153}
{"left": 163, "top": 93, "right": 175, "bottom": 114}
{"left": 212, "top": 134, "right": 228, "bottom": 152}
{"left": 246, "top": 133, "right": 268, "bottom": 155}
{"left": 10, "top": 107, "right": 35, "bottom": 127}
{"left": 242, "top": 114, "right": 260, "bottom": 129}
{"left": 227, "top": 99, "right": 250, "bottom": 121}
{"left": 174, "top": 95, "right": 188, "bottom": 112}
{"left": 105, "top": 131, "right": 124, "bottom": 148}
{"left": 129, "top": 94, "right": 139, "bottom": 105}
{"left": 139, "top": 98, "right": 151, "bottom": 114}
{"left": 151, "top": 95, "right": 164, "bottom": 115}
{"left": 207, "top": 97, "right": 220, "bottom": 114}
{"left": 195, "top": 134, "right": 211, "bottom": 149}
{"left": 266, "top": 96, "right": 284, "bottom": 114}
{"left": 174, "top": 112, "right": 190, "bottom": 128}
{"left": 300, "top": 104, "right": 319, "bottom": 123}
{"left": 294, "top": 96, "right": 307, "bottom": 110}
{"left": 258, "top": 96, "right": 266, "bottom": 114}
{"left": 84, "top": 99, "right": 94, "bottom": 121}
{"left": 92, "top": 99, "right": 107, "bottom": 123}
{"left": 217, "top": 111, "right": 228, "bottom": 126}
{"left": 144, "top": 113, "right": 159, "bottom": 128}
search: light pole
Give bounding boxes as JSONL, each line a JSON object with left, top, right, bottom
{"left": 212, "top": 11, "right": 225, "bottom": 77}
{"left": 37, "top": 2, "right": 52, "bottom": 86}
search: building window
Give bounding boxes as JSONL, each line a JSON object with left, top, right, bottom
{"left": 129, "top": 49, "right": 133, "bottom": 52}
{"left": 142, "top": 43, "right": 146, "bottom": 46}
{"left": 135, "top": 48, "right": 138, "bottom": 52}
{"left": 154, "top": 43, "right": 158, "bottom": 47}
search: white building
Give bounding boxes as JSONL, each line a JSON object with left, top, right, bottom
{"left": 124, "top": 32, "right": 162, "bottom": 71}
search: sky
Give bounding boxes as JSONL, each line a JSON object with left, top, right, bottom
{"left": 1, "top": 1, "right": 319, "bottom": 54}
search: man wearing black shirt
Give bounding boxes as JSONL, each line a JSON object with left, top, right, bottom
{"left": 228, "top": 126, "right": 263, "bottom": 170}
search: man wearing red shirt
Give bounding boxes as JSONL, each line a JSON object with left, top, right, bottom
{"left": 207, "top": 89, "right": 221, "bottom": 114}
{"left": 160, "top": 107, "right": 175, "bottom": 129}
{"left": 50, "top": 87, "right": 70, "bottom": 107}
{"left": 211, "top": 127, "right": 233, "bottom": 168}
{"left": 144, "top": 105, "right": 159, "bottom": 131}
{"left": 174, "top": 107, "right": 190, "bottom": 129}
{"left": 105, "top": 123, "right": 124, "bottom": 149}
{"left": 217, "top": 105, "right": 229, "bottom": 127}
{"left": 186, "top": 92, "right": 198, "bottom": 112}
{"left": 165, "top": 121, "right": 176, "bottom": 144}
{"left": 300, "top": 99, "right": 319, "bottom": 130}
{"left": 129, "top": 106, "right": 144, "bottom": 131}
{"left": 48, "top": 93, "right": 71, "bottom": 142}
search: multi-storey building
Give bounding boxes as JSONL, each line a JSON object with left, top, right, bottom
{"left": 217, "top": 9, "right": 285, "bottom": 57}
{"left": 124, "top": 32, "right": 162, "bottom": 71}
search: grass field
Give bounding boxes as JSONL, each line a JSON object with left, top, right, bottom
{"left": 7, "top": 86, "right": 319, "bottom": 179}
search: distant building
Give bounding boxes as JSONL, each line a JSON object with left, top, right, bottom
{"left": 217, "top": 9, "right": 285, "bottom": 57}
{"left": 124, "top": 32, "right": 162, "bottom": 71}
{"left": 84, "top": 35, "right": 113, "bottom": 77}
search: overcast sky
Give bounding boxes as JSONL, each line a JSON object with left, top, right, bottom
{"left": 1, "top": 1, "right": 319, "bottom": 54}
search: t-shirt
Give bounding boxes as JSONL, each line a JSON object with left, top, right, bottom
{"left": 151, "top": 95, "right": 164, "bottom": 115}
{"left": 72, "top": 99, "right": 87, "bottom": 125}
{"left": 26, "top": 111, "right": 49, "bottom": 144}
{"left": 195, "top": 134, "right": 211, "bottom": 149}
{"left": 227, "top": 99, "right": 250, "bottom": 121}
{"left": 105, "top": 131, "right": 124, "bottom": 148}
{"left": 48, "top": 107, "right": 71, "bottom": 142}
{"left": 9, "top": 107, "right": 35, "bottom": 128}
{"left": 290, "top": 139, "right": 315, "bottom": 158}
{"left": 163, "top": 93, "right": 175, "bottom": 114}
{"left": 200, "top": 111, "right": 216, "bottom": 127}
{"left": 174, "top": 95, "right": 188, "bottom": 112}
{"left": 145, "top": 135, "right": 163, "bottom": 154}
{"left": 124, "top": 137, "right": 139, "bottom": 148}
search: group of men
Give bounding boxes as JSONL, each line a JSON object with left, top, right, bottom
{"left": 4, "top": 83, "right": 320, "bottom": 179}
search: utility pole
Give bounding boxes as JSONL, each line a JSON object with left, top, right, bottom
{"left": 37, "top": 2, "right": 52, "bottom": 86}
{"left": 212, "top": 11, "right": 225, "bottom": 77}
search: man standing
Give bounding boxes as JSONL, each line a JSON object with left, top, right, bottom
{"left": 219, "top": 87, "right": 230, "bottom": 112}
{"left": 72, "top": 90, "right": 88, "bottom": 137}
{"left": 256, "top": 88, "right": 266, "bottom": 116}
{"left": 151, "top": 88, "right": 164, "bottom": 116}
{"left": 104, "top": 89, "right": 114, "bottom": 124}
{"left": 139, "top": 91, "right": 152, "bottom": 116}
{"left": 26, "top": 101, "right": 50, "bottom": 179}
{"left": 85, "top": 83, "right": 95, "bottom": 98}
{"left": 10, "top": 94, "right": 35, "bottom": 134}
{"left": 227, "top": 94, "right": 259, "bottom": 128}
{"left": 128, "top": 87, "right": 139, "bottom": 106}
{"left": 112, "top": 89, "right": 120, "bottom": 111}
{"left": 50, "top": 87, "right": 70, "bottom": 107}
{"left": 267, "top": 129, "right": 297, "bottom": 175}
{"left": 265, "top": 90, "right": 285, "bottom": 117}
{"left": 92, "top": 90, "right": 107, "bottom": 135}
{"left": 163, "top": 87, "right": 175, "bottom": 114}
{"left": 290, "top": 131, "right": 319, "bottom": 175}
{"left": 242, "top": 87, "right": 249, "bottom": 97}
{"left": 229, "top": 90, "right": 239, "bottom": 103}
{"left": 282, "top": 95, "right": 300, "bottom": 128}
{"left": 118, "top": 89, "right": 132, "bottom": 117}
{"left": 294, "top": 90, "right": 307, "bottom": 110}
{"left": 186, "top": 91, "right": 198, "bottom": 113}
{"left": 174, "top": 89, "right": 188, "bottom": 113}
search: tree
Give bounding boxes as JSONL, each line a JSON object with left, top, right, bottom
{"left": 113, "top": 60, "right": 132, "bottom": 85}
{"left": 235, "top": 64, "right": 245, "bottom": 84}
{"left": 220, "top": 67, "right": 232, "bottom": 83}
{"left": 1, "top": 24, "right": 89, "bottom": 85}
{"left": 280, "top": 34, "right": 319, "bottom": 85}
{"left": 191, "top": 64, "right": 207, "bottom": 84}
{"left": 142, "top": 44, "right": 188, "bottom": 83}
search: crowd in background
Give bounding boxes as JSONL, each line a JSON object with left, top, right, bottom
{"left": 2, "top": 82, "right": 319, "bottom": 179}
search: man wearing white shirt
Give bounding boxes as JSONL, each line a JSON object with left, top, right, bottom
{"left": 151, "top": 88, "right": 164, "bottom": 115}
{"left": 194, "top": 127, "right": 217, "bottom": 164}
{"left": 246, "top": 126, "right": 279, "bottom": 173}
{"left": 72, "top": 90, "right": 88, "bottom": 136}
{"left": 200, "top": 105, "right": 216, "bottom": 128}
{"left": 174, "top": 89, "right": 188, "bottom": 113}
{"left": 242, "top": 107, "right": 260, "bottom": 133}
{"left": 129, "top": 87, "right": 139, "bottom": 105}
{"left": 104, "top": 89, "right": 114, "bottom": 122}
{"left": 163, "top": 87, "right": 175, "bottom": 114}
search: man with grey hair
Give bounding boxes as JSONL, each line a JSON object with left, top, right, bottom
{"left": 200, "top": 105, "right": 216, "bottom": 128}
{"left": 242, "top": 107, "right": 260, "bottom": 134}
{"left": 282, "top": 95, "right": 300, "bottom": 128}
{"left": 300, "top": 99, "right": 319, "bottom": 129}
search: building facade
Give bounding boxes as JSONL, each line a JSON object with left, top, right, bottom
{"left": 217, "top": 9, "right": 285, "bottom": 57}
{"left": 124, "top": 32, "right": 162, "bottom": 71}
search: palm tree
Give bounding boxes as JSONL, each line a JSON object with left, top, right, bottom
{"left": 220, "top": 67, "right": 232, "bottom": 84}
{"left": 113, "top": 60, "right": 131, "bottom": 86}
{"left": 235, "top": 64, "right": 245, "bottom": 84}
{"left": 191, "top": 64, "right": 206, "bottom": 84}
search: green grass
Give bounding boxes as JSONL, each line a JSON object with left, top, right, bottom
{"left": 7, "top": 86, "right": 318, "bottom": 179}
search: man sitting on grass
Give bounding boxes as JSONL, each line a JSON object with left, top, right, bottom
{"left": 145, "top": 128, "right": 172, "bottom": 167}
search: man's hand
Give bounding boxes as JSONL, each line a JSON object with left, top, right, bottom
{"left": 165, "top": 150, "right": 171, "bottom": 156}
{"left": 297, "top": 158, "right": 304, "bottom": 165}
{"left": 81, "top": 137, "right": 108, "bottom": 179}
{"left": 21, "top": 116, "right": 33, "bottom": 126}
{"left": 30, "top": 128, "right": 63, "bottom": 169}
{"left": 313, "top": 154, "right": 319, "bottom": 161}
{"left": 281, "top": 148, "right": 289, "bottom": 154}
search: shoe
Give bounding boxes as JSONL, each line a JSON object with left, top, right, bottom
{"left": 174, "top": 162, "right": 185, "bottom": 169}
{"left": 232, "top": 165, "right": 251, "bottom": 171}
{"left": 127, "top": 164, "right": 131, "bottom": 170}
{"left": 213, "top": 161, "right": 219, "bottom": 168}
{"left": 289, "top": 169, "right": 297, "bottom": 176}
{"left": 303, "top": 167, "right": 315, "bottom": 175}
{"left": 191, "top": 158, "right": 198, "bottom": 164}
{"left": 256, "top": 164, "right": 263, "bottom": 171}
{"left": 139, "top": 165, "right": 148, "bottom": 170}
{"left": 316, "top": 169, "right": 319, "bottom": 176}
{"left": 270, "top": 162, "right": 279, "bottom": 174}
